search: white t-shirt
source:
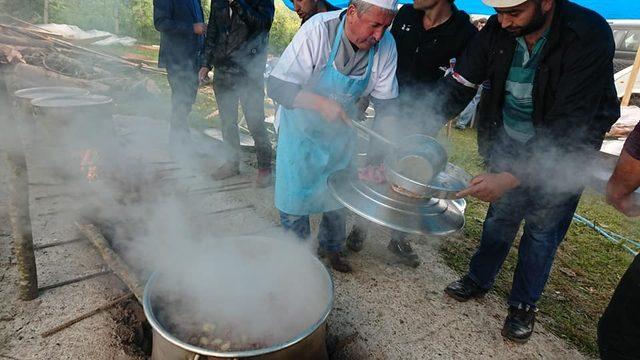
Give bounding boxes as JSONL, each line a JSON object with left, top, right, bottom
{"left": 270, "top": 10, "right": 399, "bottom": 102}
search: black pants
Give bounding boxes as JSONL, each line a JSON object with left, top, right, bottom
{"left": 213, "top": 72, "right": 272, "bottom": 169}
{"left": 166, "top": 62, "right": 199, "bottom": 141}
{"left": 598, "top": 254, "right": 640, "bottom": 360}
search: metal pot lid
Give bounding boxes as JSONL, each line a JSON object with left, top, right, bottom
{"left": 328, "top": 169, "right": 466, "bottom": 236}
{"left": 14, "top": 86, "right": 90, "bottom": 100}
{"left": 423, "top": 163, "right": 473, "bottom": 199}
{"left": 31, "top": 94, "right": 113, "bottom": 108}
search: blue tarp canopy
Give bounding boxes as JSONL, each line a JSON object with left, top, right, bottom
{"left": 280, "top": 0, "right": 640, "bottom": 20}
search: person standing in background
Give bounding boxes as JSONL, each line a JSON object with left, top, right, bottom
{"left": 346, "top": 0, "right": 477, "bottom": 268}
{"left": 598, "top": 123, "right": 640, "bottom": 360}
{"left": 153, "top": 0, "right": 206, "bottom": 149}
{"left": 293, "top": 0, "right": 339, "bottom": 24}
{"left": 199, "top": 0, "right": 274, "bottom": 186}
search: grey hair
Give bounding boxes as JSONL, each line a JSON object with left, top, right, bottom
{"left": 348, "top": 0, "right": 397, "bottom": 15}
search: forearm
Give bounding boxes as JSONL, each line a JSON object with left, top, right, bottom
{"left": 267, "top": 76, "right": 300, "bottom": 108}
{"left": 292, "top": 90, "right": 327, "bottom": 112}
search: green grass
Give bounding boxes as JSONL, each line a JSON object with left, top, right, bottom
{"left": 439, "top": 128, "right": 638, "bottom": 356}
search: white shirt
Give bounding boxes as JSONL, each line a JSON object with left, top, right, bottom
{"left": 270, "top": 10, "right": 399, "bottom": 101}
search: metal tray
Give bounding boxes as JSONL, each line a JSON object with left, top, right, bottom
{"left": 328, "top": 169, "right": 465, "bottom": 236}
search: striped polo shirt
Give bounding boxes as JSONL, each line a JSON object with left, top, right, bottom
{"left": 502, "top": 33, "right": 548, "bottom": 143}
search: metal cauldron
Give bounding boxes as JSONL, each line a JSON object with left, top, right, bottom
{"left": 30, "top": 94, "right": 116, "bottom": 179}
{"left": 143, "top": 237, "right": 334, "bottom": 360}
{"left": 12, "top": 87, "right": 90, "bottom": 142}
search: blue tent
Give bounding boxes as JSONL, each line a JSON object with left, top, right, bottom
{"left": 280, "top": 0, "right": 640, "bottom": 20}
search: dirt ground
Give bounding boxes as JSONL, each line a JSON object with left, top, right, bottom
{"left": 1, "top": 113, "right": 589, "bottom": 359}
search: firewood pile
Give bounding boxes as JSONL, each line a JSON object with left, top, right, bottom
{"left": 0, "top": 15, "right": 163, "bottom": 98}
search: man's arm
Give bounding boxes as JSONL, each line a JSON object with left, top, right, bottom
{"left": 231, "top": 0, "right": 275, "bottom": 31}
{"left": 153, "top": 0, "right": 194, "bottom": 34}
{"left": 607, "top": 126, "right": 640, "bottom": 216}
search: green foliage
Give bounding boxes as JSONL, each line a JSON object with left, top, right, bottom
{"left": 269, "top": 0, "right": 299, "bottom": 55}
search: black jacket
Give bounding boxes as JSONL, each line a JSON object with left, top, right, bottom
{"left": 438, "top": 0, "right": 619, "bottom": 185}
{"left": 154, "top": 0, "right": 205, "bottom": 69}
{"left": 202, "top": 0, "right": 274, "bottom": 77}
{"left": 391, "top": 4, "right": 477, "bottom": 93}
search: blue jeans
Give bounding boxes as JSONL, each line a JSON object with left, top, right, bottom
{"left": 467, "top": 187, "right": 581, "bottom": 308}
{"left": 279, "top": 210, "right": 346, "bottom": 253}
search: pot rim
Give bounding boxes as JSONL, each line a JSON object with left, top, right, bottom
{"left": 142, "top": 245, "right": 334, "bottom": 358}
{"left": 14, "top": 86, "right": 90, "bottom": 100}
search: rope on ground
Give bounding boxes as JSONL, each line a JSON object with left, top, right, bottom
{"left": 572, "top": 213, "right": 640, "bottom": 256}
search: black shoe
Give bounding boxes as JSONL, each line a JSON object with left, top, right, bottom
{"left": 346, "top": 226, "right": 365, "bottom": 252}
{"left": 327, "top": 252, "right": 353, "bottom": 273}
{"left": 444, "top": 275, "right": 487, "bottom": 302}
{"left": 387, "top": 239, "right": 420, "bottom": 268}
{"left": 502, "top": 304, "right": 536, "bottom": 343}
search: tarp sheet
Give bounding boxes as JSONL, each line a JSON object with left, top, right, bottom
{"left": 280, "top": 0, "right": 640, "bottom": 20}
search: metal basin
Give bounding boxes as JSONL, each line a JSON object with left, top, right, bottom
{"left": 383, "top": 135, "right": 449, "bottom": 196}
{"left": 12, "top": 87, "right": 90, "bottom": 142}
{"left": 143, "top": 236, "right": 334, "bottom": 360}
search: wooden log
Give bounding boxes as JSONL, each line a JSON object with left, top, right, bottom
{"left": 0, "top": 33, "right": 53, "bottom": 48}
{"left": 0, "top": 44, "right": 24, "bottom": 65}
{"left": 41, "top": 292, "right": 133, "bottom": 338}
{"left": 8, "top": 63, "right": 110, "bottom": 93}
{"left": 0, "top": 69, "right": 38, "bottom": 300}
{"left": 76, "top": 223, "right": 144, "bottom": 302}
{"left": 622, "top": 47, "right": 640, "bottom": 107}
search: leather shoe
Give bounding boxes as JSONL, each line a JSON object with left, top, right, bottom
{"left": 444, "top": 275, "right": 487, "bottom": 302}
{"left": 327, "top": 252, "right": 353, "bottom": 273}
{"left": 387, "top": 238, "right": 420, "bottom": 268}
{"left": 346, "top": 226, "right": 365, "bottom": 252}
{"left": 502, "top": 304, "right": 536, "bottom": 343}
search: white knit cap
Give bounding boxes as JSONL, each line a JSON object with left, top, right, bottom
{"left": 360, "top": 0, "right": 399, "bottom": 10}
{"left": 482, "top": 0, "right": 527, "bottom": 7}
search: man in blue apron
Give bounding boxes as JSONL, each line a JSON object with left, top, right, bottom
{"left": 267, "top": 0, "right": 399, "bottom": 272}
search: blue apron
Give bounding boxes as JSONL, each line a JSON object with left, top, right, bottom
{"left": 275, "top": 18, "right": 375, "bottom": 215}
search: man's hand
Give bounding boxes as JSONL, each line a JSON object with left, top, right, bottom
{"left": 198, "top": 67, "right": 211, "bottom": 83}
{"left": 193, "top": 23, "right": 207, "bottom": 35}
{"left": 607, "top": 149, "right": 640, "bottom": 217}
{"left": 292, "top": 91, "right": 349, "bottom": 124}
{"left": 456, "top": 172, "right": 520, "bottom": 202}
{"left": 317, "top": 97, "right": 349, "bottom": 124}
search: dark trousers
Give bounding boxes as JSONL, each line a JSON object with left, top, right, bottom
{"left": 166, "top": 62, "right": 199, "bottom": 141}
{"left": 598, "top": 254, "right": 640, "bottom": 360}
{"left": 467, "top": 187, "right": 581, "bottom": 307}
{"left": 279, "top": 210, "right": 346, "bottom": 253}
{"left": 213, "top": 72, "right": 272, "bottom": 169}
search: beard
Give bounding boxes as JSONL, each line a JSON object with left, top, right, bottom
{"left": 507, "top": 4, "right": 547, "bottom": 36}
{"left": 413, "top": 0, "right": 439, "bottom": 11}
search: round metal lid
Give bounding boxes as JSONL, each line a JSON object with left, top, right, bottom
{"left": 14, "top": 86, "right": 90, "bottom": 100}
{"left": 328, "top": 169, "right": 466, "bottom": 236}
{"left": 31, "top": 94, "right": 113, "bottom": 108}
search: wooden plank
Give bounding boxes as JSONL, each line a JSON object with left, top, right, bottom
{"left": 622, "top": 47, "right": 640, "bottom": 107}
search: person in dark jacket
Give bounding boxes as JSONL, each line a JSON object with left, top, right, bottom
{"left": 598, "top": 123, "right": 640, "bottom": 360}
{"left": 293, "top": 0, "right": 339, "bottom": 25}
{"left": 153, "top": 0, "right": 206, "bottom": 147}
{"left": 434, "top": 0, "right": 619, "bottom": 343}
{"left": 346, "top": 0, "right": 477, "bottom": 268}
{"left": 198, "top": 0, "right": 274, "bottom": 186}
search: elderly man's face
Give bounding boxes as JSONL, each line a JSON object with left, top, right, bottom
{"left": 294, "top": 0, "right": 319, "bottom": 21}
{"left": 345, "top": 5, "right": 395, "bottom": 50}
{"left": 495, "top": 0, "right": 553, "bottom": 37}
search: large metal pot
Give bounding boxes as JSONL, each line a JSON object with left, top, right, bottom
{"left": 12, "top": 87, "right": 90, "bottom": 142}
{"left": 143, "top": 237, "right": 334, "bottom": 360}
{"left": 30, "top": 94, "right": 115, "bottom": 179}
